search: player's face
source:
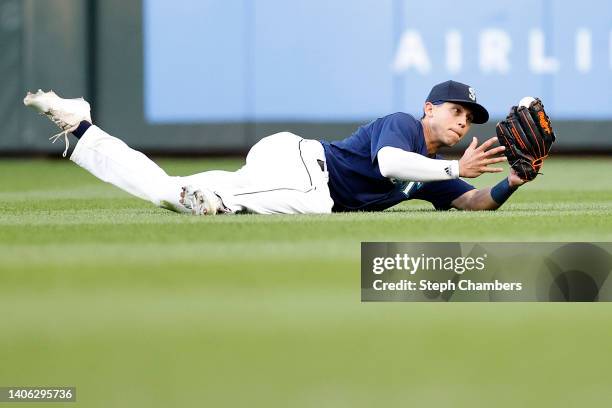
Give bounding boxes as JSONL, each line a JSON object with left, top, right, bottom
{"left": 429, "top": 102, "right": 473, "bottom": 146}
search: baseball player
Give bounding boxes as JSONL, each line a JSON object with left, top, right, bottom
{"left": 23, "top": 80, "right": 528, "bottom": 215}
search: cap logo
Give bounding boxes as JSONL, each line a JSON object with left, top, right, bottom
{"left": 468, "top": 87, "right": 476, "bottom": 101}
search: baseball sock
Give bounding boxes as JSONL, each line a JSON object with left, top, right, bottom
{"left": 71, "top": 121, "right": 92, "bottom": 139}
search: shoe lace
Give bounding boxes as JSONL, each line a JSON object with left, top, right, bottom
{"left": 44, "top": 112, "right": 70, "bottom": 157}
{"left": 49, "top": 131, "right": 70, "bottom": 158}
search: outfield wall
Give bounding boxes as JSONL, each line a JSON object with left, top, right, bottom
{"left": 2, "top": 0, "right": 612, "bottom": 155}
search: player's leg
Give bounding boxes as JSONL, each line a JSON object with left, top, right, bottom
{"left": 70, "top": 124, "right": 193, "bottom": 212}
{"left": 23, "top": 90, "right": 190, "bottom": 213}
{"left": 181, "top": 167, "right": 250, "bottom": 193}
{"left": 24, "top": 91, "right": 333, "bottom": 215}
{"left": 184, "top": 132, "right": 334, "bottom": 214}
{"left": 221, "top": 186, "right": 333, "bottom": 214}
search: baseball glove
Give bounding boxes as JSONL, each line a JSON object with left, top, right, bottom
{"left": 495, "top": 98, "right": 556, "bottom": 181}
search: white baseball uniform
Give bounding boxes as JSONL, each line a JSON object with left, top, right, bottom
{"left": 70, "top": 125, "right": 334, "bottom": 214}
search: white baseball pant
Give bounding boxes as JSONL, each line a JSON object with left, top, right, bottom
{"left": 70, "top": 125, "right": 334, "bottom": 214}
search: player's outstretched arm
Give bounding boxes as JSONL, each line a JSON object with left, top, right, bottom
{"left": 451, "top": 169, "right": 528, "bottom": 210}
{"left": 377, "top": 136, "right": 506, "bottom": 183}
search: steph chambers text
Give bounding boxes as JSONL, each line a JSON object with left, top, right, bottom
{"left": 372, "top": 279, "right": 523, "bottom": 292}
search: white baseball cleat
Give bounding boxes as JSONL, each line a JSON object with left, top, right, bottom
{"left": 179, "top": 186, "right": 230, "bottom": 215}
{"left": 23, "top": 89, "right": 92, "bottom": 157}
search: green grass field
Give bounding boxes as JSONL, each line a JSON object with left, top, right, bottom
{"left": 1, "top": 157, "right": 611, "bottom": 407}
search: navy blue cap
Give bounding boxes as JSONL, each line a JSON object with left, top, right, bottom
{"left": 426, "top": 80, "right": 489, "bottom": 124}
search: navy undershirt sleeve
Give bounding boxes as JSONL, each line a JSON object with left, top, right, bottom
{"left": 412, "top": 179, "right": 476, "bottom": 210}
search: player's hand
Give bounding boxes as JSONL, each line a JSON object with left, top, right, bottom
{"left": 508, "top": 169, "right": 529, "bottom": 187}
{"left": 458, "top": 137, "right": 507, "bottom": 178}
